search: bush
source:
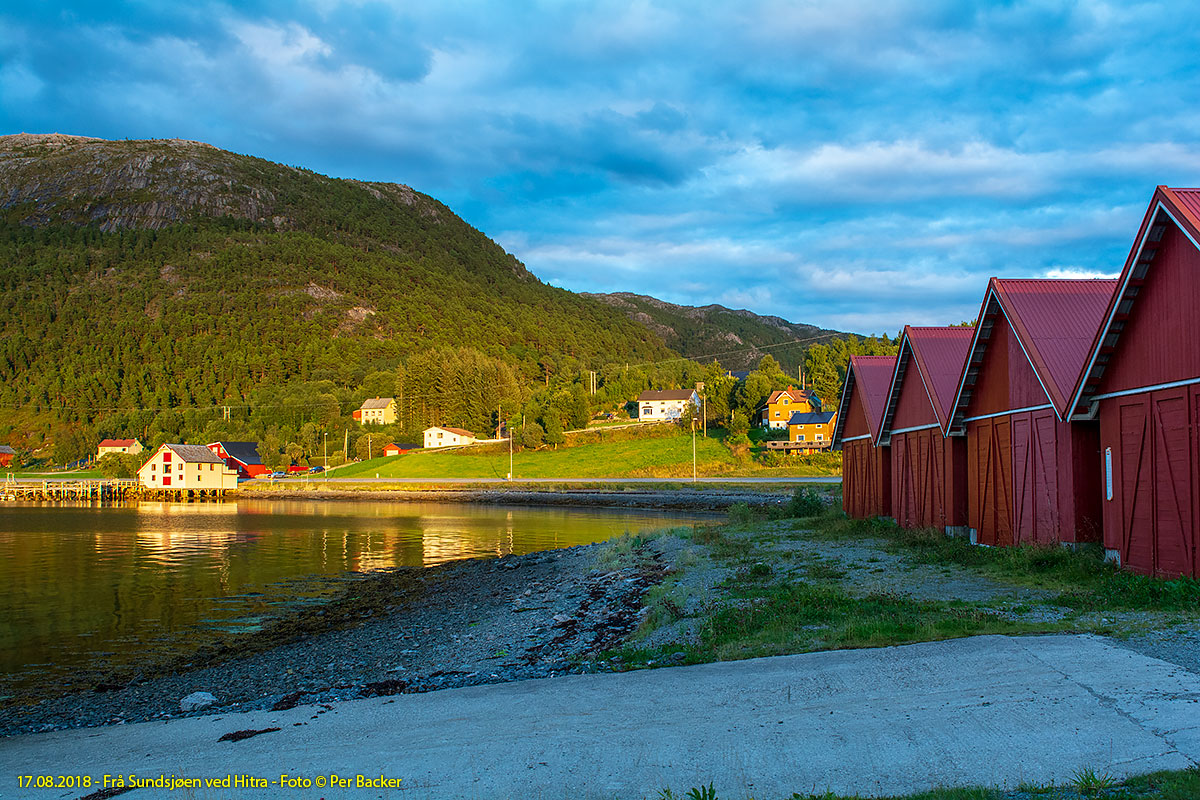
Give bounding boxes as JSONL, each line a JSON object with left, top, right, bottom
{"left": 727, "top": 502, "right": 756, "bottom": 524}
{"left": 96, "top": 453, "right": 144, "bottom": 478}
{"left": 784, "top": 487, "right": 824, "bottom": 517}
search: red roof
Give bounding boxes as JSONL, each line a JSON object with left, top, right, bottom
{"left": 98, "top": 438, "right": 136, "bottom": 447}
{"left": 993, "top": 278, "right": 1117, "bottom": 416}
{"left": 880, "top": 327, "right": 973, "bottom": 438}
{"left": 833, "top": 355, "right": 897, "bottom": 445}
{"left": 1069, "top": 186, "right": 1200, "bottom": 416}
{"left": 948, "top": 278, "right": 1117, "bottom": 429}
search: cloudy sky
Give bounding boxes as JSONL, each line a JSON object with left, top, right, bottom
{"left": 3, "top": 1, "right": 1199, "bottom": 334}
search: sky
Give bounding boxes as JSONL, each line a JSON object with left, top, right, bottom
{"left": 3, "top": 1, "right": 1200, "bottom": 335}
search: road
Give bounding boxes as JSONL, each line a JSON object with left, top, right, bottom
{"left": 271, "top": 475, "right": 841, "bottom": 485}
{"left": 2, "top": 635, "right": 1196, "bottom": 799}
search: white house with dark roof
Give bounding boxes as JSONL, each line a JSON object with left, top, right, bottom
{"left": 137, "top": 444, "right": 238, "bottom": 491}
{"left": 636, "top": 389, "right": 699, "bottom": 420}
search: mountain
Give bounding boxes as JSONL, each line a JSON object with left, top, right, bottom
{"left": 584, "top": 292, "right": 846, "bottom": 374}
{"left": 0, "top": 134, "right": 674, "bottom": 456}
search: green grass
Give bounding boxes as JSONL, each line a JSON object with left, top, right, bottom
{"left": 648, "top": 766, "right": 1200, "bottom": 799}
{"left": 801, "top": 513, "right": 1200, "bottom": 614}
{"left": 324, "top": 430, "right": 837, "bottom": 480}
{"left": 2, "top": 468, "right": 102, "bottom": 479}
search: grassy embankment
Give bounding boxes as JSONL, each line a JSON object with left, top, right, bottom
{"left": 1, "top": 468, "right": 101, "bottom": 479}
{"left": 607, "top": 490, "right": 1200, "bottom": 668}
{"left": 307, "top": 428, "right": 841, "bottom": 481}
{"left": 656, "top": 767, "right": 1200, "bottom": 799}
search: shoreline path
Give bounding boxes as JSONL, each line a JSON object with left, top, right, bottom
{"left": 3, "top": 634, "right": 1198, "bottom": 799}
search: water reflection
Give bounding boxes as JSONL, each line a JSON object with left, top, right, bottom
{"left": 0, "top": 499, "right": 711, "bottom": 691}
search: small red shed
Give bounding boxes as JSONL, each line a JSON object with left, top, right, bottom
{"left": 1068, "top": 187, "right": 1200, "bottom": 577}
{"left": 946, "top": 278, "right": 1115, "bottom": 547}
{"left": 0, "top": 445, "right": 15, "bottom": 468}
{"left": 878, "top": 327, "right": 973, "bottom": 534}
{"left": 832, "top": 355, "right": 897, "bottom": 519}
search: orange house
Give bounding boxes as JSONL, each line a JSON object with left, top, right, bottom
{"left": 761, "top": 387, "right": 820, "bottom": 429}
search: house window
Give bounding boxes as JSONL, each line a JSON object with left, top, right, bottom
{"left": 782, "top": 398, "right": 789, "bottom": 404}
{"left": 210, "top": 464, "right": 215, "bottom": 471}
{"left": 816, "top": 434, "right": 824, "bottom": 441}
{"left": 164, "top": 464, "right": 171, "bottom": 474}
{"left": 797, "top": 434, "right": 805, "bottom": 442}
{"left": 817, "top": 424, "right": 823, "bottom": 428}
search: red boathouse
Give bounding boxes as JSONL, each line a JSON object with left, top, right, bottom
{"left": 1069, "top": 187, "right": 1200, "bottom": 577}
{"left": 878, "top": 327, "right": 973, "bottom": 534}
{"left": 833, "top": 355, "right": 897, "bottom": 519}
{"left": 946, "top": 279, "right": 1115, "bottom": 547}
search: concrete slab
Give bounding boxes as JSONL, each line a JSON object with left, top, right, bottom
{"left": 2, "top": 634, "right": 1198, "bottom": 800}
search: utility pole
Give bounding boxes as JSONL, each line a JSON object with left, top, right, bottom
{"left": 323, "top": 432, "right": 328, "bottom": 481}
{"left": 508, "top": 430, "right": 513, "bottom": 482}
{"left": 692, "top": 417, "right": 697, "bottom": 483}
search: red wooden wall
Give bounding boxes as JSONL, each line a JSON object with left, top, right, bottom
{"left": 840, "top": 384, "right": 891, "bottom": 519}
{"left": 892, "top": 429, "right": 966, "bottom": 531}
{"left": 843, "top": 437, "right": 891, "bottom": 519}
{"left": 964, "top": 311, "right": 1101, "bottom": 546}
{"left": 1098, "top": 373, "right": 1199, "bottom": 577}
{"left": 1089, "top": 210, "right": 1200, "bottom": 578}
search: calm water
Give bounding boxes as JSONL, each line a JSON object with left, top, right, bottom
{"left": 0, "top": 499, "right": 712, "bottom": 692}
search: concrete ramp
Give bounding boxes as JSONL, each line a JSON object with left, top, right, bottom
{"left": 2, "top": 635, "right": 1199, "bottom": 799}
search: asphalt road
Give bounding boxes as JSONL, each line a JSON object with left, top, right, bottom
{"left": 3, "top": 634, "right": 1197, "bottom": 799}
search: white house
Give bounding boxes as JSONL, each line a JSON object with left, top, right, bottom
{"left": 636, "top": 389, "right": 699, "bottom": 420}
{"left": 423, "top": 426, "right": 477, "bottom": 449}
{"left": 137, "top": 444, "right": 239, "bottom": 491}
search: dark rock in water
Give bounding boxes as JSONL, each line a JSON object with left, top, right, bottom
{"left": 271, "top": 691, "right": 304, "bottom": 711}
{"left": 218, "top": 727, "right": 281, "bottom": 742}
{"left": 79, "top": 786, "right": 136, "bottom": 799}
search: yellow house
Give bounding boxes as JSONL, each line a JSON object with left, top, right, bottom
{"left": 137, "top": 444, "right": 239, "bottom": 491}
{"left": 788, "top": 410, "right": 837, "bottom": 449}
{"left": 761, "top": 387, "right": 820, "bottom": 429}
{"left": 96, "top": 438, "right": 144, "bottom": 459}
{"left": 357, "top": 397, "right": 397, "bottom": 425}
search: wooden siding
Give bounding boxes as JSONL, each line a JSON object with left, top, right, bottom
{"left": 842, "top": 438, "right": 891, "bottom": 519}
{"left": 1099, "top": 385, "right": 1198, "bottom": 577}
{"left": 1100, "top": 224, "right": 1200, "bottom": 394}
{"left": 968, "top": 417, "right": 1012, "bottom": 546}
{"left": 841, "top": 387, "right": 872, "bottom": 439}
{"left": 967, "top": 317, "right": 1048, "bottom": 416}
{"left": 891, "top": 429, "right": 966, "bottom": 531}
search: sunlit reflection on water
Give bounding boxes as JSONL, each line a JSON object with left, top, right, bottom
{"left": 0, "top": 499, "right": 712, "bottom": 691}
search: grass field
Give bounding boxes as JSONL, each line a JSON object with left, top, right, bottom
{"left": 327, "top": 430, "right": 840, "bottom": 480}
{"left": 1, "top": 469, "right": 102, "bottom": 479}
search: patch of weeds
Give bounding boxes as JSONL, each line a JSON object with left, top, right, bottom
{"left": 726, "top": 502, "right": 757, "bottom": 525}
{"left": 814, "top": 516, "right": 1200, "bottom": 614}
{"left": 698, "top": 583, "right": 1049, "bottom": 661}
{"left": 1073, "top": 766, "right": 1118, "bottom": 795}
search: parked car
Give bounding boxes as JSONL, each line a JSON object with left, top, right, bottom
{"left": 309, "top": 466, "right": 325, "bottom": 473}
{"left": 269, "top": 471, "right": 287, "bottom": 478}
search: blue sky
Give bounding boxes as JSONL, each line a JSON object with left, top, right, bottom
{"left": 3, "top": 1, "right": 1200, "bottom": 334}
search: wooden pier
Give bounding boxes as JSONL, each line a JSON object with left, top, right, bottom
{"left": 0, "top": 478, "right": 234, "bottom": 502}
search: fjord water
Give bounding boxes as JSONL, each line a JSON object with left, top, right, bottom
{"left": 0, "top": 499, "right": 710, "bottom": 692}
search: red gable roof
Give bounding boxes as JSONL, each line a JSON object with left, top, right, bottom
{"left": 1069, "top": 185, "right": 1200, "bottom": 416}
{"left": 832, "top": 355, "right": 897, "bottom": 446}
{"left": 880, "top": 327, "right": 973, "bottom": 439}
{"left": 994, "top": 278, "right": 1116, "bottom": 416}
{"left": 98, "top": 438, "right": 136, "bottom": 448}
{"left": 948, "top": 278, "right": 1117, "bottom": 430}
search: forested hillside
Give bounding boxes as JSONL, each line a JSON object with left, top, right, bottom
{"left": 0, "top": 134, "right": 677, "bottom": 463}
{"left": 586, "top": 292, "right": 846, "bottom": 373}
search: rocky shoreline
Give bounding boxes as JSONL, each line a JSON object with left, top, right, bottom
{"left": 0, "top": 495, "right": 732, "bottom": 739}
{"left": 239, "top": 485, "right": 802, "bottom": 511}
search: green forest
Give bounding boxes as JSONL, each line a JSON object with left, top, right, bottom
{"left": 0, "top": 136, "right": 898, "bottom": 469}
